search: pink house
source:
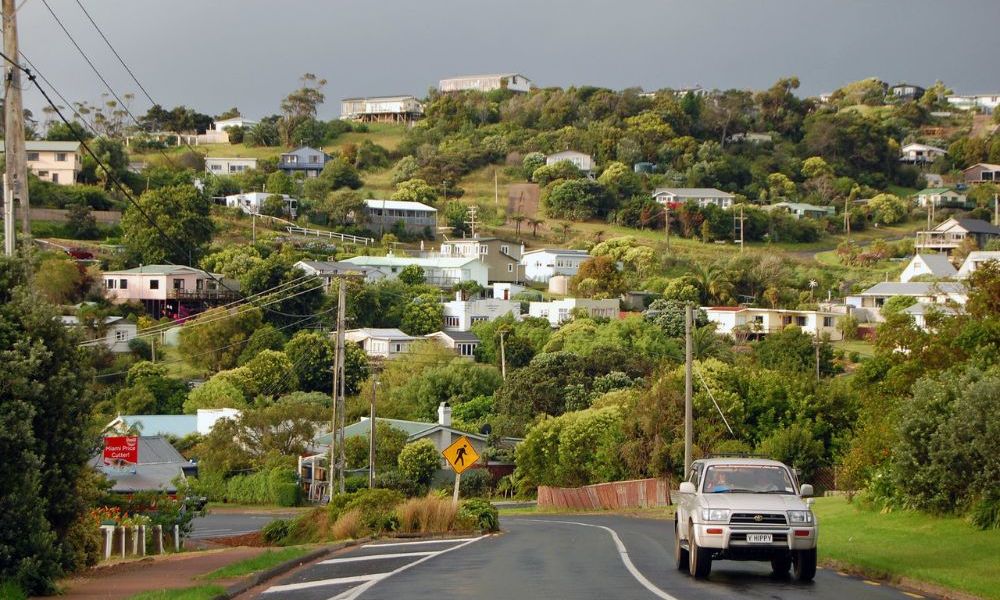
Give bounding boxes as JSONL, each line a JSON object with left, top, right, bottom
{"left": 102, "top": 265, "right": 240, "bottom": 319}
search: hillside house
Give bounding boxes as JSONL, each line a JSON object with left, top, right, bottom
{"left": 520, "top": 248, "right": 590, "bottom": 283}
{"left": 442, "top": 292, "right": 521, "bottom": 331}
{"left": 652, "top": 187, "right": 735, "bottom": 210}
{"left": 528, "top": 298, "right": 620, "bottom": 327}
{"left": 902, "top": 302, "right": 959, "bottom": 332}
{"left": 89, "top": 436, "right": 195, "bottom": 494}
{"left": 899, "top": 143, "right": 946, "bottom": 164}
{"left": 363, "top": 199, "right": 437, "bottom": 236}
{"left": 914, "top": 188, "right": 969, "bottom": 208}
{"left": 425, "top": 330, "right": 480, "bottom": 358}
{"left": 278, "top": 146, "right": 331, "bottom": 178}
{"left": 915, "top": 218, "right": 1000, "bottom": 254}
{"left": 956, "top": 251, "right": 1000, "bottom": 278}
{"left": 769, "top": 202, "right": 836, "bottom": 219}
{"left": 101, "top": 265, "right": 240, "bottom": 319}
{"left": 439, "top": 237, "right": 522, "bottom": 283}
{"left": 61, "top": 315, "right": 136, "bottom": 353}
{"left": 197, "top": 116, "right": 258, "bottom": 144}
{"left": 545, "top": 150, "right": 595, "bottom": 175}
{"left": 342, "top": 254, "right": 488, "bottom": 287}
{"left": 899, "top": 254, "right": 957, "bottom": 282}
{"left": 728, "top": 132, "right": 773, "bottom": 144}
{"left": 963, "top": 163, "right": 1000, "bottom": 185}
{"left": 225, "top": 191, "right": 298, "bottom": 217}
{"left": 845, "top": 281, "right": 967, "bottom": 322}
{"left": 947, "top": 94, "right": 1000, "bottom": 114}
{"left": 703, "top": 306, "right": 844, "bottom": 340}
{"left": 205, "top": 157, "right": 257, "bottom": 175}
{"left": 294, "top": 260, "right": 385, "bottom": 289}
{"left": 439, "top": 73, "right": 532, "bottom": 93}
{"left": 890, "top": 83, "right": 926, "bottom": 102}
{"left": 1, "top": 140, "right": 81, "bottom": 185}
{"left": 345, "top": 328, "right": 417, "bottom": 359}
{"left": 340, "top": 95, "right": 423, "bottom": 123}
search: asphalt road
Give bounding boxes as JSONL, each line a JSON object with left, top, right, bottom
{"left": 190, "top": 510, "right": 299, "bottom": 540}
{"left": 248, "top": 514, "right": 935, "bottom": 600}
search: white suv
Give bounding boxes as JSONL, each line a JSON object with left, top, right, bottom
{"left": 673, "top": 457, "right": 818, "bottom": 581}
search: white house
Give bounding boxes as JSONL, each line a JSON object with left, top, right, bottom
{"left": 293, "top": 259, "right": 385, "bottom": 289}
{"left": 345, "top": 328, "right": 418, "bottom": 359}
{"left": 363, "top": 199, "right": 438, "bottom": 236}
{"left": 439, "top": 73, "right": 532, "bottom": 93}
{"left": 492, "top": 282, "right": 526, "bottom": 300}
{"left": 225, "top": 191, "right": 298, "bottom": 216}
{"left": 442, "top": 292, "right": 521, "bottom": 331}
{"left": 342, "top": 254, "right": 489, "bottom": 287}
{"left": 900, "top": 143, "right": 946, "bottom": 164}
{"left": 901, "top": 302, "right": 959, "bottom": 332}
{"left": 845, "top": 281, "right": 967, "bottom": 322}
{"left": 946, "top": 94, "right": 1000, "bottom": 114}
{"left": 340, "top": 95, "right": 423, "bottom": 123}
{"left": 545, "top": 150, "right": 595, "bottom": 175}
{"left": 914, "top": 188, "right": 968, "bottom": 208}
{"left": 956, "top": 251, "right": 1000, "bottom": 279}
{"left": 205, "top": 157, "right": 258, "bottom": 175}
{"left": 702, "top": 306, "right": 844, "bottom": 341}
{"left": 528, "top": 298, "right": 620, "bottom": 327}
{"left": 61, "top": 315, "right": 136, "bottom": 353}
{"left": 652, "top": 187, "right": 735, "bottom": 210}
{"left": 211, "top": 116, "right": 258, "bottom": 132}
{"left": 769, "top": 202, "right": 836, "bottom": 219}
{"left": 425, "top": 330, "right": 480, "bottom": 358}
{"left": 196, "top": 116, "right": 259, "bottom": 144}
{"left": 899, "top": 254, "right": 957, "bottom": 282}
{"left": 1, "top": 140, "right": 82, "bottom": 185}
{"left": 520, "top": 248, "right": 591, "bottom": 283}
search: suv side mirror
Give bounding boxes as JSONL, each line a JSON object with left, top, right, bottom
{"left": 679, "top": 482, "right": 696, "bottom": 494}
{"left": 799, "top": 484, "right": 814, "bottom": 497}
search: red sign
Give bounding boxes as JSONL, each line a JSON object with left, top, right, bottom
{"left": 103, "top": 436, "right": 139, "bottom": 466}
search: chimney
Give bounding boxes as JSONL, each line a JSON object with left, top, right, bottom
{"left": 455, "top": 291, "right": 463, "bottom": 302}
{"left": 438, "top": 402, "right": 452, "bottom": 427}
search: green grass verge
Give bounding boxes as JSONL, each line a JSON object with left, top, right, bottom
{"left": 200, "top": 546, "right": 311, "bottom": 581}
{"left": 813, "top": 496, "right": 1000, "bottom": 599}
{"left": 127, "top": 585, "right": 225, "bottom": 600}
{"left": 832, "top": 339, "right": 875, "bottom": 358}
{"left": 0, "top": 580, "right": 27, "bottom": 600}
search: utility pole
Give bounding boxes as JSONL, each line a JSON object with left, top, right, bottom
{"left": 252, "top": 212, "right": 256, "bottom": 244}
{"left": 738, "top": 205, "right": 745, "bottom": 252}
{"left": 994, "top": 194, "right": 998, "bottom": 227}
{"left": 499, "top": 329, "right": 507, "bottom": 381}
{"left": 664, "top": 204, "right": 670, "bottom": 252}
{"left": 328, "top": 282, "right": 342, "bottom": 501}
{"left": 3, "top": 174, "right": 13, "bottom": 256}
{"left": 684, "top": 303, "right": 693, "bottom": 474}
{"left": 3, "top": 0, "right": 29, "bottom": 237}
{"left": 814, "top": 340, "right": 821, "bottom": 382}
{"left": 150, "top": 335, "right": 156, "bottom": 363}
{"left": 369, "top": 378, "right": 377, "bottom": 489}
{"left": 336, "top": 280, "right": 347, "bottom": 495}
{"left": 844, "top": 195, "right": 851, "bottom": 239}
{"left": 465, "top": 205, "right": 479, "bottom": 238}
{"left": 494, "top": 169, "right": 499, "bottom": 205}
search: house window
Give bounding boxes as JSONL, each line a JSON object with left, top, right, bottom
{"left": 753, "top": 316, "right": 764, "bottom": 324}
{"left": 285, "top": 155, "right": 298, "bottom": 164}
{"left": 309, "top": 155, "right": 319, "bottom": 163}
{"left": 119, "top": 279, "right": 128, "bottom": 289}
{"left": 796, "top": 316, "right": 807, "bottom": 326}
{"left": 173, "top": 279, "right": 184, "bottom": 290}
{"left": 27, "top": 152, "right": 39, "bottom": 161}
{"left": 115, "top": 330, "right": 129, "bottom": 342}
{"left": 394, "top": 343, "right": 402, "bottom": 353}
{"left": 51, "top": 173, "right": 59, "bottom": 184}
{"left": 471, "top": 316, "right": 488, "bottom": 324}
{"left": 444, "top": 316, "right": 460, "bottom": 328}
{"left": 823, "top": 317, "right": 834, "bottom": 327}
{"left": 500, "top": 245, "right": 510, "bottom": 255}
{"left": 150, "top": 280, "right": 159, "bottom": 290}
{"left": 507, "top": 264, "right": 514, "bottom": 272}
{"left": 210, "top": 164, "right": 222, "bottom": 171}
{"left": 56, "top": 153, "right": 67, "bottom": 162}
{"left": 106, "top": 279, "right": 115, "bottom": 289}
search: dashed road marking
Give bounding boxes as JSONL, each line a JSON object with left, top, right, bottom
{"left": 361, "top": 537, "right": 479, "bottom": 548}
{"left": 527, "top": 519, "right": 680, "bottom": 600}
{"left": 864, "top": 579, "right": 882, "bottom": 586}
{"left": 263, "top": 573, "right": 386, "bottom": 593}
{"left": 319, "top": 551, "right": 436, "bottom": 564}
{"left": 902, "top": 593, "right": 924, "bottom": 599}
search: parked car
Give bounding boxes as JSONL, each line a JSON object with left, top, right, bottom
{"left": 673, "top": 457, "right": 817, "bottom": 581}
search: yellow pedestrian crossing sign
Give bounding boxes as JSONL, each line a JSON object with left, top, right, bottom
{"left": 442, "top": 436, "right": 480, "bottom": 474}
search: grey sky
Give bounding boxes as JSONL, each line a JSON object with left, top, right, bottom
{"left": 15, "top": 0, "right": 1000, "bottom": 122}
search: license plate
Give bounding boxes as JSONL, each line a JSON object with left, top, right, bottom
{"left": 746, "top": 534, "right": 773, "bottom": 543}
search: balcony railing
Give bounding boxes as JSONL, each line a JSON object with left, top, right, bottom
{"left": 915, "top": 232, "right": 965, "bottom": 249}
{"left": 167, "top": 288, "right": 240, "bottom": 302}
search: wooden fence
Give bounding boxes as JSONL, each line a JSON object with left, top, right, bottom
{"left": 537, "top": 478, "right": 671, "bottom": 511}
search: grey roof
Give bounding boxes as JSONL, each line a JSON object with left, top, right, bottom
{"left": 89, "top": 436, "right": 191, "bottom": 493}
{"left": 652, "top": 187, "right": 735, "bottom": 198}
{"left": 953, "top": 219, "right": 1000, "bottom": 235}
{"left": 902, "top": 302, "right": 958, "bottom": 316}
{"left": 429, "top": 330, "right": 481, "bottom": 343}
{"left": 281, "top": 146, "right": 330, "bottom": 159}
{"left": 296, "top": 260, "right": 377, "bottom": 275}
{"left": 521, "top": 248, "right": 590, "bottom": 256}
{"left": 912, "top": 254, "right": 957, "bottom": 277}
{"left": 106, "top": 415, "right": 198, "bottom": 438}
{"left": 346, "top": 327, "right": 416, "bottom": 341}
{"left": 0, "top": 140, "right": 81, "bottom": 152}
{"left": 860, "top": 281, "right": 966, "bottom": 296}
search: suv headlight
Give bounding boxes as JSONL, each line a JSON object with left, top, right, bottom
{"left": 788, "top": 510, "right": 814, "bottom": 524}
{"left": 701, "top": 509, "right": 731, "bottom": 522}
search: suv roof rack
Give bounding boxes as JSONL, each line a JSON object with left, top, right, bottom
{"left": 704, "top": 452, "right": 772, "bottom": 459}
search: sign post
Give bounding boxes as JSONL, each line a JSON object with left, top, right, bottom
{"left": 442, "top": 435, "right": 480, "bottom": 506}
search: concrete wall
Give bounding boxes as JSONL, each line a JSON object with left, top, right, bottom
{"left": 21, "top": 207, "right": 122, "bottom": 224}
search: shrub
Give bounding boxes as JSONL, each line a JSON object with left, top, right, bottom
{"left": 262, "top": 519, "right": 291, "bottom": 544}
{"left": 328, "top": 488, "right": 403, "bottom": 534}
{"left": 331, "top": 509, "right": 365, "bottom": 540}
{"left": 0, "top": 580, "right": 27, "bottom": 600}
{"left": 273, "top": 483, "right": 301, "bottom": 507}
{"left": 969, "top": 493, "right": 1000, "bottom": 531}
{"left": 457, "top": 498, "right": 499, "bottom": 532}
{"left": 395, "top": 495, "right": 457, "bottom": 534}
{"left": 374, "top": 470, "right": 425, "bottom": 497}
{"left": 458, "top": 469, "right": 492, "bottom": 498}
{"left": 344, "top": 475, "right": 369, "bottom": 493}
{"left": 397, "top": 439, "right": 440, "bottom": 487}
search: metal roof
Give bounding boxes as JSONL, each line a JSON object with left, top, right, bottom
{"left": 343, "top": 255, "right": 479, "bottom": 268}
{"left": 520, "top": 248, "right": 590, "bottom": 256}
{"left": 106, "top": 416, "right": 198, "bottom": 439}
{"left": 363, "top": 199, "right": 437, "bottom": 212}
{"left": 902, "top": 302, "right": 958, "bottom": 316}
{"left": 860, "top": 281, "right": 966, "bottom": 296}
{"left": 652, "top": 187, "right": 735, "bottom": 198}
{"left": 0, "top": 140, "right": 81, "bottom": 152}
{"left": 102, "top": 264, "right": 215, "bottom": 276}
{"left": 429, "top": 330, "right": 481, "bottom": 343}
{"left": 911, "top": 254, "right": 957, "bottom": 277}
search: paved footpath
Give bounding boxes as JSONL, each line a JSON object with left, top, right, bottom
{"left": 43, "top": 547, "right": 267, "bottom": 600}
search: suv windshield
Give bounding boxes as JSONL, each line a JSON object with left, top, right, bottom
{"left": 702, "top": 465, "right": 795, "bottom": 494}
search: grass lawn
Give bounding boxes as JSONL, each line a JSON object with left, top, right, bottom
{"left": 199, "top": 546, "right": 311, "bottom": 581}
{"left": 127, "top": 585, "right": 225, "bottom": 600}
{"left": 832, "top": 339, "right": 875, "bottom": 358}
{"left": 813, "top": 496, "right": 1000, "bottom": 599}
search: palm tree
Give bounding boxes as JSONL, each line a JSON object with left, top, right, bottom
{"left": 556, "top": 222, "right": 574, "bottom": 243}
{"left": 511, "top": 213, "right": 526, "bottom": 237}
{"left": 527, "top": 218, "right": 544, "bottom": 238}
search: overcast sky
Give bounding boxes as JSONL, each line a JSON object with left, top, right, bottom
{"left": 15, "top": 0, "right": 1000, "bottom": 122}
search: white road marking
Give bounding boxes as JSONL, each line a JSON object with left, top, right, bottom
{"left": 190, "top": 529, "right": 258, "bottom": 538}
{"left": 264, "top": 574, "right": 386, "bottom": 593}
{"left": 361, "top": 537, "right": 479, "bottom": 548}
{"left": 329, "top": 534, "right": 488, "bottom": 600}
{"left": 528, "top": 519, "right": 681, "bottom": 600}
{"left": 320, "top": 551, "right": 436, "bottom": 564}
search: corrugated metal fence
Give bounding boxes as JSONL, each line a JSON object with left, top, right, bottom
{"left": 537, "top": 478, "right": 671, "bottom": 511}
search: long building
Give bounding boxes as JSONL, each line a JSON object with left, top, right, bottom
{"left": 340, "top": 95, "right": 423, "bottom": 123}
{"left": 439, "top": 73, "right": 532, "bottom": 93}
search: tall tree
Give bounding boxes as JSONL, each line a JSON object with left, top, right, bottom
{"left": 279, "top": 73, "right": 327, "bottom": 146}
{"left": 120, "top": 185, "right": 215, "bottom": 265}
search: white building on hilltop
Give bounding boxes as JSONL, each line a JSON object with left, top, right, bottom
{"left": 703, "top": 306, "right": 844, "bottom": 340}
{"left": 439, "top": 73, "right": 532, "bottom": 93}
{"left": 528, "top": 298, "right": 620, "bottom": 327}
{"left": 520, "top": 248, "right": 591, "bottom": 283}
{"left": 652, "top": 187, "right": 735, "bottom": 210}
{"left": 442, "top": 292, "right": 522, "bottom": 331}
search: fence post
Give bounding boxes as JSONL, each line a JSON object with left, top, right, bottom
{"left": 154, "top": 525, "right": 164, "bottom": 555}
{"left": 173, "top": 525, "right": 180, "bottom": 552}
{"left": 131, "top": 526, "right": 139, "bottom": 556}
{"left": 139, "top": 525, "right": 146, "bottom": 556}
{"left": 120, "top": 526, "right": 126, "bottom": 558}
{"left": 101, "top": 525, "right": 114, "bottom": 560}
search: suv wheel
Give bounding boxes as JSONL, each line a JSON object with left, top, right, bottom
{"left": 793, "top": 548, "right": 817, "bottom": 582}
{"left": 771, "top": 556, "right": 792, "bottom": 576}
{"left": 673, "top": 519, "right": 689, "bottom": 572}
{"left": 688, "top": 522, "right": 712, "bottom": 578}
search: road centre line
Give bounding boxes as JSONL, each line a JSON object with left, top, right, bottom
{"left": 330, "top": 534, "right": 489, "bottom": 600}
{"left": 320, "top": 551, "right": 437, "bottom": 564}
{"left": 361, "top": 537, "right": 480, "bottom": 548}
{"left": 264, "top": 574, "right": 385, "bottom": 593}
{"left": 527, "top": 519, "right": 681, "bottom": 600}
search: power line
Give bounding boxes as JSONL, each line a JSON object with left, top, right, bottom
{"left": 72, "top": 0, "right": 154, "bottom": 107}
{"left": 18, "top": 50, "right": 98, "bottom": 134}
